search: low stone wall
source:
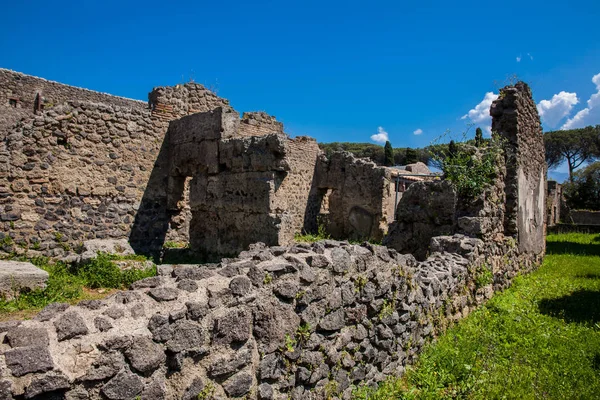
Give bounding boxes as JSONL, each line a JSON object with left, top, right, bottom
{"left": 570, "top": 210, "right": 600, "bottom": 226}
{"left": 0, "top": 235, "right": 539, "bottom": 399}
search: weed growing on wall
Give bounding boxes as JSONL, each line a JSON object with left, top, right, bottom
{"left": 430, "top": 131, "right": 504, "bottom": 199}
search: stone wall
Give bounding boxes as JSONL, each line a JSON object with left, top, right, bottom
{"left": 0, "top": 69, "right": 147, "bottom": 136}
{"left": 570, "top": 210, "right": 600, "bottom": 225}
{"left": 491, "top": 82, "right": 546, "bottom": 254}
{"left": 159, "top": 108, "right": 320, "bottom": 258}
{"left": 0, "top": 234, "right": 538, "bottom": 400}
{"left": 309, "top": 152, "right": 396, "bottom": 242}
{"left": 239, "top": 112, "right": 284, "bottom": 137}
{"left": 546, "top": 181, "right": 563, "bottom": 226}
{"left": 0, "top": 70, "right": 231, "bottom": 259}
{"left": 385, "top": 82, "right": 545, "bottom": 260}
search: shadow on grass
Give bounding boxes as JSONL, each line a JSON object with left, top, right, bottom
{"left": 546, "top": 241, "right": 600, "bottom": 256}
{"left": 539, "top": 289, "right": 600, "bottom": 324}
{"left": 576, "top": 273, "right": 600, "bottom": 280}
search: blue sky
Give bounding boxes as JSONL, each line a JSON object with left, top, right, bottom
{"left": 1, "top": 0, "right": 599, "bottom": 180}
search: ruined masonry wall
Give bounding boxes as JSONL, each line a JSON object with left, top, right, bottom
{"left": 0, "top": 236, "right": 539, "bottom": 400}
{"left": 314, "top": 152, "right": 396, "bottom": 242}
{"left": 0, "top": 71, "right": 230, "bottom": 258}
{"left": 0, "top": 69, "right": 146, "bottom": 136}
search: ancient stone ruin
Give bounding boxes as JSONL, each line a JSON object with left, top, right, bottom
{"left": 0, "top": 69, "right": 547, "bottom": 399}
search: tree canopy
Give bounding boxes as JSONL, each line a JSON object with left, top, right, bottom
{"left": 544, "top": 125, "right": 600, "bottom": 181}
{"left": 563, "top": 161, "right": 600, "bottom": 210}
{"left": 318, "top": 142, "right": 429, "bottom": 166}
{"left": 384, "top": 141, "right": 394, "bottom": 166}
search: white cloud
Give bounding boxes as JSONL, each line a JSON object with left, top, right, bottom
{"left": 370, "top": 126, "right": 389, "bottom": 144}
{"left": 413, "top": 128, "right": 423, "bottom": 135}
{"left": 461, "top": 92, "right": 499, "bottom": 135}
{"left": 516, "top": 55, "right": 521, "bottom": 62}
{"left": 561, "top": 72, "right": 600, "bottom": 130}
{"left": 537, "top": 91, "right": 579, "bottom": 128}
{"left": 527, "top": 52, "right": 533, "bottom": 60}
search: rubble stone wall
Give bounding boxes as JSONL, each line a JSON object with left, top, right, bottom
{"left": 385, "top": 82, "right": 545, "bottom": 260}
{"left": 570, "top": 210, "right": 600, "bottom": 225}
{"left": 0, "top": 71, "right": 231, "bottom": 259}
{"left": 311, "top": 152, "right": 396, "bottom": 242}
{"left": 0, "top": 235, "right": 539, "bottom": 400}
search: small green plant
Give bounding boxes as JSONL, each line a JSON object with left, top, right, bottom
{"left": 430, "top": 130, "right": 504, "bottom": 199}
{"left": 196, "top": 382, "right": 214, "bottom": 400}
{"left": 54, "top": 232, "right": 63, "bottom": 241}
{"left": 163, "top": 241, "right": 189, "bottom": 249}
{"left": 32, "top": 241, "right": 41, "bottom": 250}
{"left": 2, "top": 235, "right": 14, "bottom": 246}
{"left": 475, "top": 263, "right": 494, "bottom": 288}
{"left": 296, "top": 322, "right": 311, "bottom": 342}
{"left": 9, "top": 221, "right": 15, "bottom": 229}
{"left": 284, "top": 333, "right": 297, "bottom": 352}
{"left": 378, "top": 296, "right": 396, "bottom": 320}
{"left": 294, "top": 217, "right": 331, "bottom": 243}
{"left": 263, "top": 272, "right": 273, "bottom": 285}
{"left": 354, "top": 275, "right": 368, "bottom": 292}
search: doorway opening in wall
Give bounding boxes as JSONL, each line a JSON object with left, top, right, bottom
{"left": 162, "top": 175, "right": 193, "bottom": 263}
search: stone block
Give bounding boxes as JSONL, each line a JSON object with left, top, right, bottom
{"left": 0, "top": 261, "right": 49, "bottom": 299}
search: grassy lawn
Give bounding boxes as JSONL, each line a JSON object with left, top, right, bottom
{"left": 355, "top": 232, "right": 600, "bottom": 399}
{"left": 0, "top": 254, "right": 155, "bottom": 321}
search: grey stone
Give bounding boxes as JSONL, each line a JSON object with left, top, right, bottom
{"left": 186, "top": 302, "right": 209, "bottom": 321}
{"left": 212, "top": 308, "right": 251, "bottom": 345}
{"left": 0, "top": 261, "right": 49, "bottom": 299}
{"left": 0, "top": 380, "right": 13, "bottom": 400}
{"left": 208, "top": 345, "right": 252, "bottom": 377}
{"left": 258, "top": 383, "right": 273, "bottom": 400}
{"left": 24, "top": 371, "right": 69, "bottom": 398}
{"left": 54, "top": 311, "right": 88, "bottom": 341}
{"left": 101, "top": 369, "right": 144, "bottom": 400}
{"left": 5, "top": 327, "right": 49, "bottom": 348}
{"left": 99, "top": 335, "right": 133, "bottom": 351}
{"left": 166, "top": 320, "right": 204, "bottom": 352}
{"left": 0, "top": 320, "right": 20, "bottom": 333}
{"left": 4, "top": 345, "right": 54, "bottom": 377}
{"left": 182, "top": 378, "right": 205, "bottom": 400}
{"left": 148, "top": 314, "right": 172, "bottom": 342}
{"left": 130, "top": 276, "right": 163, "bottom": 289}
{"left": 229, "top": 275, "right": 252, "bottom": 296}
{"left": 177, "top": 279, "right": 198, "bottom": 292}
{"left": 65, "top": 388, "right": 89, "bottom": 400}
{"left": 222, "top": 371, "right": 253, "bottom": 397}
{"left": 273, "top": 279, "right": 298, "bottom": 299}
{"left": 81, "top": 351, "right": 124, "bottom": 381}
{"left": 79, "top": 239, "right": 134, "bottom": 263}
{"left": 319, "top": 309, "right": 345, "bottom": 331}
{"left": 259, "top": 353, "right": 284, "bottom": 380}
{"left": 307, "top": 254, "right": 330, "bottom": 269}
{"left": 141, "top": 378, "right": 167, "bottom": 400}
{"left": 103, "top": 306, "right": 125, "bottom": 319}
{"left": 35, "top": 302, "right": 70, "bottom": 321}
{"left": 78, "top": 299, "right": 104, "bottom": 310}
{"left": 156, "top": 264, "right": 174, "bottom": 276}
{"left": 172, "top": 265, "right": 214, "bottom": 281}
{"left": 130, "top": 303, "right": 145, "bottom": 318}
{"left": 331, "top": 247, "right": 352, "bottom": 273}
{"left": 148, "top": 287, "right": 179, "bottom": 301}
{"left": 125, "top": 336, "right": 166, "bottom": 374}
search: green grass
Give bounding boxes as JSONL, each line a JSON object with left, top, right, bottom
{"left": 354, "top": 232, "right": 600, "bottom": 399}
{"left": 0, "top": 253, "right": 156, "bottom": 319}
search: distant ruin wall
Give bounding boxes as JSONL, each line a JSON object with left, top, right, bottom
{"left": 310, "top": 152, "right": 396, "bottom": 242}
{"left": 570, "top": 210, "right": 600, "bottom": 225}
{"left": 0, "top": 235, "right": 538, "bottom": 400}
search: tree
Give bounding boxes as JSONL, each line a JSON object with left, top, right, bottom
{"left": 448, "top": 140, "right": 458, "bottom": 158}
{"left": 384, "top": 141, "right": 394, "bottom": 166}
{"left": 563, "top": 161, "right": 600, "bottom": 210}
{"left": 405, "top": 147, "right": 419, "bottom": 164}
{"left": 475, "top": 127, "right": 483, "bottom": 147}
{"left": 544, "top": 126, "right": 600, "bottom": 182}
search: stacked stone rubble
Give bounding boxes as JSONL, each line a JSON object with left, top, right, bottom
{"left": 0, "top": 234, "right": 536, "bottom": 399}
